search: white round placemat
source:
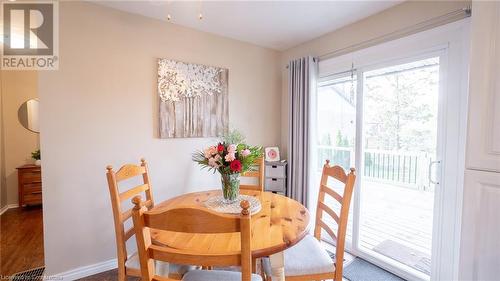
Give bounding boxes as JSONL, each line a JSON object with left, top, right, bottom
{"left": 204, "top": 194, "right": 262, "bottom": 215}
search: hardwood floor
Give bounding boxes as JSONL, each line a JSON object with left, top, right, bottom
{"left": 0, "top": 206, "right": 44, "bottom": 278}
{"left": 77, "top": 269, "right": 139, "bottom": 281}
{"left": 0, "top": 206, "right": 137, "bottom": 281}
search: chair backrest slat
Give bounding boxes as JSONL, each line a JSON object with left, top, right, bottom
{"left": 122, "top": 200, "right": 153, "bottom": 222}
{"left": 318, "top": 219, "right": 337, "bottom": 241}
{"left": 318, "top": 201, "right": 339, "bottom": 224}
{"left": 115, "top": 164, "right": 147, "bottom": 182}
{"left": 122, "top": 209, "right": 133, "bottom": 222}
{"left": 149, "top": 245, "right": 241, "bottom": 267}
{"left": 106, "top": 158, "right": 155, "bottom": 280}
{"left": 314, "top": 160, "right": 356, "bottom": 281}
{"left": 322, "top": 165, "right": 348, "bottom": 183}
{"left": 120, "top": 184, "right": 150, "bottom": 202}
{"left": 124, "top": 227, "right": 135, "bottom": 240}
{"left": 143, "top": 207, "right": 240, "bottom": 233}
{"left": 240, "top": 157, "right": 265, "bottom": 191}
{"left": 132, "top": 196, "right": 253, "bottom": 281}
{"left": 242, "top": 171, "right": 259, "bottom": 177}
{"left": 320, "top": 184, "right": 343, "bottom": 203}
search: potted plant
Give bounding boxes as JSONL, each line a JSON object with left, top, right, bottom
{"left": 32, "top": 149, "right": 41, "bottom": 166}
{"left": 193, "top": 130, "right": 262, "bottom": 203}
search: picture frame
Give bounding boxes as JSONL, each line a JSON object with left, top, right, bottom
{"left": 158, "top": 59, "right": 229, "bottom": 138}
{"left": 265, "top": 147, "right": 280, "bottom": 162}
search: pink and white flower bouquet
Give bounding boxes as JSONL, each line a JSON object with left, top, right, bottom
{"left": 193, "top": 131, "right": 262, "bottom": 202}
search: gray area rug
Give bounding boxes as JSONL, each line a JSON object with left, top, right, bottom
{"left": 343, "top": 258, "right": 405, "bottom": 281}
{"left": 373, "top": 239, "right": 431, "bottom": 275}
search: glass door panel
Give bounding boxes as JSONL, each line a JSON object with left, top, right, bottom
{"left": 359, "top": 57, "right": 440, "bottom": 277}
{"left": 316, "top": 75, "right": 357, "bottom": 246}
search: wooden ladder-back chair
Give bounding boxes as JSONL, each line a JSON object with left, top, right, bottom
{"left": 312, "top": 160, "right": 356, "bottom": 281}
{"left": 106, "top": 158, "right": 156, "bottom": 280}
{"left": 263, "top": 160, "right": 356, "bottom": 281}
{"left": 106, "top": 159, "right": 191, "bottom": 280}
{"left": 240, "top": 157, "right": 265, "bottom": 191}
{"left": 131, "top": 196, "right": 262, "bottom": 281}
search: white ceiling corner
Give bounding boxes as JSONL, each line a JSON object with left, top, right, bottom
{"left": 94, "top": 1, "right": 402, "bottom": 51}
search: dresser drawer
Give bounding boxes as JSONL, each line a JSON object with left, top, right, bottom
{"left": 23, "top": 182, "right": 42, "bottom": 194}
{"left": 265, "top": 164, "right": 286, "bottom": 178}
{"left": 23, "top": 192, "right": 42, "bottom": 205}
{"left": 265, "top": 178, "right": 286, "bottom": 192}
{"left": 20, "top": 170, "right": 42, "bottom": 183}
{"left": 17, "top": 165, "right": 43, "bottom": 207}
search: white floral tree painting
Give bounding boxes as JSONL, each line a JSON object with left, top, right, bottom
{"left": 158, "top": 59, "right": 228, "bottom": 138}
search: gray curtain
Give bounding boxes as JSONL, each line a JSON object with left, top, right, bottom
{"left": 287, "top": 56, "right": 317, "bottom": 208}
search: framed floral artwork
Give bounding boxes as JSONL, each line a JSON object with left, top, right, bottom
{"left": 158, "top": 59, "right": 229, "bottom": 138}
{"left": 265, "top": 147, "right": 280, "bottom": 162}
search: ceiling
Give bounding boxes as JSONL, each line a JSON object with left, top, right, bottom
{"left": 95, "top": 1, "right": 402, "bottom": 51}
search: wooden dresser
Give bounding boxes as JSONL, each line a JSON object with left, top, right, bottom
{"left": 17, "top": 164, "right": 42, "bottom": 207}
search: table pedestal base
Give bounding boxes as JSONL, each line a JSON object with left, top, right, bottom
{"left": 269, "top": 252, "right": 285, "bottom": 281}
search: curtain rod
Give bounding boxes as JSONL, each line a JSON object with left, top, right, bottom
{"left": 316, "top": 5, "right": 471, "bottom": 62}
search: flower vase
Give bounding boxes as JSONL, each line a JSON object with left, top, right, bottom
{"left": 221, "top": 173, "right": 240, "bottom": 203}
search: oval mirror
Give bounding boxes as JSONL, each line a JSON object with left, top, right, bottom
{"left": 18, "top": 98, "right": 40, "bottom": 133}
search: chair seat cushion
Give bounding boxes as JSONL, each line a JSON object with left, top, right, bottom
{"left": 284, "top": 234, "right": 335, "bottom": 276}
{"left": 125, "top": 252, "right": 193, "bottom": 276}
{"left": 182, "top": 270, "right": 262, "bottom": 281}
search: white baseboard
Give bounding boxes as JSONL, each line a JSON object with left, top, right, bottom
{"left": 50, "top": 258, "right": 117, "bottom": 281}
{"left": 0, "top": 204, "right": 18, "bottom": 215}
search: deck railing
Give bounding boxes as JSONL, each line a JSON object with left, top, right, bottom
{"left": 317, "top": 145, "right": 434, "bottom": 191}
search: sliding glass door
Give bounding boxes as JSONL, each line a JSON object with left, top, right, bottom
{"left": 315, "top": 54, "right": 442, "bottom": 281}
{"left": 359, "top": 56, "right": 440, "bottom": 279}
{"left": 312, "top": 20, "right": 469, "bottom": 281}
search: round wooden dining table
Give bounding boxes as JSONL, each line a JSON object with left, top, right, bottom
{"left": 151, "top": 189, "right": 311, "bottom": 281}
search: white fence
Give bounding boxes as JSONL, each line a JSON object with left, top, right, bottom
{"left": 317, "top": 145, "right": 434, "bottom": 191}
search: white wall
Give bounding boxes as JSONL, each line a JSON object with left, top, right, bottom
{"left": 38, "top": 2, "right": 281, "bottom": 275}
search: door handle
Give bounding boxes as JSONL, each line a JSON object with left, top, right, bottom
{"left": 429, "top": 160, "right": 441, "bottom": 185}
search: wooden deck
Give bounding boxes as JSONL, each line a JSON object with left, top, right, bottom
{"left": 357, "top": 180, "right": 433, "bottom": 256}
{"left": 320, "top": 178, "right": 433, "bottom": 275}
